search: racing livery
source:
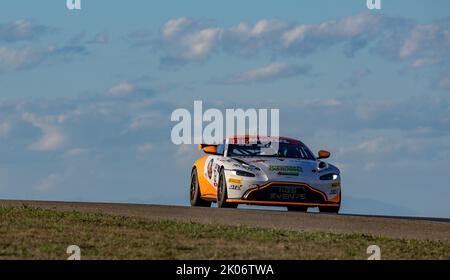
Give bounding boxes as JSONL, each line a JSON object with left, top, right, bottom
{"left": 190, "top": 136, "right": 341, "bottom": 212}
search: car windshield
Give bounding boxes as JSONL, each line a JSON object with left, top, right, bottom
{"left": 227, "top": 141, "right": 315, "bottom": 160}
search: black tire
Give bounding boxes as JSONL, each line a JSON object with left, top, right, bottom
{"left": 217, "top": 169, "right": 238, "bottom": 208}
{"left": 190, "top": 169, "right": 211, "bottom": 207}
{"left": 318, "top": 205, "right": 340, "bottom": 213}
{"left": 287, "top": 206, "right": 308, "bottom": 212}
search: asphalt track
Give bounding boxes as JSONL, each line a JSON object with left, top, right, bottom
{"left": 1, "top": 200, "right": 449, "bottom": 242}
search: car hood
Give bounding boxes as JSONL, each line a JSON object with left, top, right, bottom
{"left": 230, "top": 156, "right": 319, "bottom": 179}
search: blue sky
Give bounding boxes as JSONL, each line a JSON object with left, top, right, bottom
{"left": 1, "top": 0, "right": 450, "bottom": 217}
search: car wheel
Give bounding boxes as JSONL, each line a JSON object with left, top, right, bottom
{"left": 217, "top": 169, "right": 238, "bottom": 208}
{"left": 318, "top": 205, "right": 340, "bottom": 213}
{"left": 287, "top": 206, "right": 308, "bottom": 212}
{"left": 190, "top": 169, "right": 211, "bottom": 207}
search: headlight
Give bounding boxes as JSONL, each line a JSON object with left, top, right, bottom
{"left": 320, "top": 173, "right": 339, "bottom": 180}
{"left": 231, "top": 169, "right": 256, "bottom": 177}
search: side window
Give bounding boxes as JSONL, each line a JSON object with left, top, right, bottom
{"left": 216, "top": 144, "right": 225, "bottom": 155}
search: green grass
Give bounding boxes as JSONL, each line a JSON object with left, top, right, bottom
{"left": 0, "top": 206, "right": 449, "bottom": 259}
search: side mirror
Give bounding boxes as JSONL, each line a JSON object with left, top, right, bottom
{"left": 317, "top": 149, "right": 330, "bottom": 159}
{"left": 198, "top": 144, "right": 218, "bottom": 154}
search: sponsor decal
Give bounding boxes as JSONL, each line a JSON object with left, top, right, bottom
{"left": 228, "top": 178, "right": 242, "bottom": 184}
{"left": 278, "top": 187, "right": 297, "bottom": 194}
{"left": 332, "top": 182, "right": 340, "bottom": 188}
{"left": 228, "top": 137, "right": 297, "bottom": 145}
{"left": 269, "top": 165, "right": 302, "bottom": 176}
{"left": 269, "top": 186, "right": 307, "bottom": 201}
{"left": 330, "top": 189, "right": 339, "bottom": 195}
{"left": 270, "top": 193, "right": 306, "bottom": 201}
{"left": 229, "top": 184, "right": 242, "bottom": 190}
{"left": 277, "top": 172, "right": 298, "bottom": 176}
{"left": 330, "top": 182, "right": 340, "bottom": 194}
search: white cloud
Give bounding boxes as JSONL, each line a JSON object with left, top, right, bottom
{"left": 342, "top": 137, "right": 388, "bottom": 155}
{"left": 241, "top": 62, "right": 288, "bottom": 80}
{"left": 330, "top": 12, "right": 382, "bottom": 37}
{"left": 158, "top": 13, "right": 384, "bottom": 65}
{"left": 399, "top": 24, "right": 439, "bottom": 58}
{"left": 282, "top": 25, "right": 308, "bottom": 46}
{"left": 23, "top": 113, "right": 66, "bottom": 151}
{"left": 0, "top": 19, "right": 50, "bottom": 42}
{"left": 155, "top": 14, "right": 450, "bottom": 88}
{"left": 0, "top": 120, "right": 11, "bottom": 138}
{"left": 181, "top": 28, "right": 222, "bottom": 59}
{"left": 232, "top": 19, "right": 288, "bottom": 37}
{"left": 0, "top": 43, "right": 88, "bottom": 73}
{"left": 304, "top": 98, "right": 342, "bottom": 107}
{"left": 106, "top": 82, "right": 154, "bottom": 98}
{"left": 137, "top": 143, "right": 153, "bottom": 154}
{"left": 219, "top": 62, "right": 310, "bottom": 84}
{"left": 354, "top": 102, "right": 386, "bottom": 121}
{"left": 0, "top": 21, "right": 100, "bottom": 73}
{"left": 163, "top": 17, "right": 192, "bottom": 38}
{"left": 107, "top": 82, "right": 136, "bottom": 96}
{"left": 128, "top": 112, "right": 165, "bottom": 131}
{"left": 412, "top": 57, "right": 440, "bottom": 68}
{"left": 0, "top": 47, "right": 45, "bottom": 71}
{"left": 29, "top": 129, "right": 66, "bottom": 151}
{"left": 283, "top": 13, "right": 381, "bottom": 47}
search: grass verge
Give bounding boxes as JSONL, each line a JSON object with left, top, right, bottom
{"left": 0, "top": 206, "right": 449, "bottom": 259}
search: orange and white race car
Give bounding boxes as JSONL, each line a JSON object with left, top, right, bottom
{"left": 190, "top": 135, "right": 341, "bottom": 213}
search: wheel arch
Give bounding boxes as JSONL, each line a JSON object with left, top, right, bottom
{"left": 192, "top": 155, "right": 210, "bottom": 197}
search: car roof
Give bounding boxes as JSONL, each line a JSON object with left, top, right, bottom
{"left": 225, "top": 135, "right": 302, "bottom": 144}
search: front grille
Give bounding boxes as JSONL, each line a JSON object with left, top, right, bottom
{"left": 244, "top": 183, "right": 325, "bottom": 203}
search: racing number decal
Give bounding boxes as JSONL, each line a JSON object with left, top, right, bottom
{"left": 207, "top": 158, "right": 214, "bottom": 179}
{"left": 213, "top": 162, "right": 220, "bottom": 187}
{"left": 205, "top": 157, "right": 220, "bottom": 188}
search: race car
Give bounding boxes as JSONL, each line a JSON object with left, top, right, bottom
{"left": 190, "top": 135, "right": 341, "bottom": 213}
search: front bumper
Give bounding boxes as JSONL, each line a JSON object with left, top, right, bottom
{"left": 226, "top": 181, "right": 340, "bottom": 207}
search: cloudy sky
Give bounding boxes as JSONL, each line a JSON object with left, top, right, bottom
{"left": 1, "top": 0, "right": 450, "bottom": 217}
